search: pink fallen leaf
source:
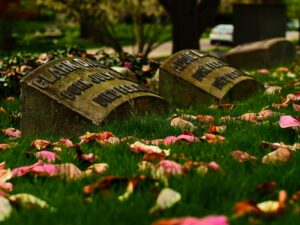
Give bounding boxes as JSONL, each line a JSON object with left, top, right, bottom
{"left": 74, "top": 144, "right": 97, "bottom": 163}
{"left": 279, "top": 115, "right": 300, "bottom": 128}
{"left": 53, "top": 137, "right": 73, "bottom": 148}
{"left": 35, "top": 151, "right": 59, "bottom": 163}
{"left": 176, "top": 133, "right": 199, "bottom": 143}
{"left": 207, "top": 161, "right": 221, "bottom": 171}
{"left": 31, "top": 139, "right": 52, "bottom": 150}
{"left": 170, "top": 118, "right": 197, "bottom": 131}
{"left": 163, "top": 136, "right": 178, "bottom": 145}
{"left": 258, "top": 68, "right": 270, "bottom": 74}
{"left": 129, "top": 141, "right": 170, "bottom": 156}
{"left": 152, "top": 215, "right": 228, "bottom": 225}
{"left": 231, "top": 150, "right": 257, "bottom": 163}
{"left": 293, "top": 103, "right": 300, "bottom": 112}
{"left": 2, "top": 128, "right": 21, "bottom": 138}
{"left": 12, "top": 160, "right": 45, "bottom": 177}
{"left": 158, "top": 160, "right": 183, "bottom": 176}
{"left": 262, "top": 147, "right": 292, "bottom": 164}
{"left": 258, "top": 110, "right": 277, "bottom": 119}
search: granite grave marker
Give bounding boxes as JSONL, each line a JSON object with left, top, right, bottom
{"left": 21, "top": 57, "right": 167, "bottom": 136}
{"left": 159, "top": 49, "right": 262, "bottom": 107}
{"left": 226, "top": 38, "right": 296, "bottom": 69}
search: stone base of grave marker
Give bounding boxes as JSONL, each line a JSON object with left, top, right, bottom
{"left": 226, "top": 38, "right": 296, "bottom": 69}
{"left": 21, "top": 57, "right": 167, "bottom": 137}
{"left": 159, "top": 49, "right": 262, "bottom": 107}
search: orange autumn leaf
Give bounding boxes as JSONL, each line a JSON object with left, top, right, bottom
{"left": 31, "top": 139, "right": 52, "bottom": 150}
{"left": 235, "top": 200, "right": 261, "bottom": 216}
{"left": 196, "top": 115, "right": 215, "bottom": 123}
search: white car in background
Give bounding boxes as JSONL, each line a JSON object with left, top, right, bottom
{"left": 209, "top": 24, "right": 234, "bottom": 45}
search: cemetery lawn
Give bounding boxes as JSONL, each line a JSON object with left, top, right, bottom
{"left": 2, "top": 66, "right": 300, "bottom": 225}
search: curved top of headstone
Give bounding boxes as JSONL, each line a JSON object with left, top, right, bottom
{"left": 21, "top": 57, "right": 165, "bottom": 125}
{"left": 228, "top": 38, "right": 292, "bottom": 54}
{"left": 160, "top": 49, "right": 259, "bottom": 100}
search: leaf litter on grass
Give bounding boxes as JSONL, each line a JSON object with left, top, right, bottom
{"left": 1, "top": 62, "right": 300, "bottom": 224}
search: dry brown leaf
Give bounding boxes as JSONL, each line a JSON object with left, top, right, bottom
{"left": 262, "top": 147, "right": 292, "bottom": 164}
{"left": 170, "top": 117, "right": 197, "bottom": 131}
{"left": 231, "top": 150, "right": 257, "bottom": 163}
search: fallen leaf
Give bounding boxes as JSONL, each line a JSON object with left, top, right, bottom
{"left": 265, "top": 86, "right": 282, "bottom": 95}
{"left": 0, "top": 165, "right": 13, "bottom": 192}
{"left": 79, "top": 131, "right": 120, "bottom": 145}
{"left": 9, "top": 193, "right": 55, "bottom": 211}
{"left": 142, "top": 152, "right": 166, "bottom": 162}
{"left": 231, "top": 150, "right": 257, "bottom": 163}
{"left": 262, "top": 147, "right": 292, "bottom": 164}
{"left": 209, "top": 104, "right": 235, "bottom": 109}
{"left": 150, "top": 188, "right": 181, "bottom": 213}
{"left": 170, "top": 117, "right": 197, "bottom": 131}
{"left": 54, "top": 163, "right": 82, "bottom": 181}
{"left": 35, "top": 151, "right": 59, "bottom": 163}
{"left": 157, "top": 160, "right": 183, "bottom": 176}
{"left": 152, "top": 215, "right": 228, "bottom": 225}
{"left": 31, "top": 139, "right": 52, "bottom": 150}
{"left": 239, "top": 113, "right": 257, "bottom": 122}
{"left": 83, "top": 163, "right": 109, "bottom": 176}
{"left": 0, "top": 197, "right": 12, "bottom": 222}
{"left": 129, "top": 141, "right": 170, "bottom": 156}
{"left": 201, "top": 133, "right": 225, "bottom": 143}
{"left": 279, "top": 115, "right": 300, "bottom": 128}
{"left": 0, "top": 107, "right": 7, "bottom": 115}
{"left": 258, "top": 68, "right": 270, "bottom": 74}
{"left": 208, "top": 125, "right": 226, "bottom": 134}
{"left": 258, "top": 110, "right": 277, "bottom": 119}
{"left": 2, "top": 128, "right": 21, "bottom": 138}
{"left": 0, "top": 144, "right": 12, "bottom": 151}
{"left": 196, "top": 115, "right": 215, "bottom": 123}
{"left": 293, "top": 103, "right": 300, "bottom": 112}
{"left": 235, "top": 200, "right": 261, "bottom": 216}
{"left": 74, "top": 144, "right": 97, "bottom": 163}
{"left": 53, "top": 137, "right": 73, "bottom": 149}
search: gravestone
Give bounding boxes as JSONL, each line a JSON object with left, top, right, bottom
{"left": 21, "top": 57, "right": 167, "bottom": 136}
{"left": 159, "top": 49, "right": 262, "bottom": 107}
{"left": 226, "top": 38, "right": 296, "bottom": 69}
{"left": 233, "top": 3, "right": 286, "bottom": 45}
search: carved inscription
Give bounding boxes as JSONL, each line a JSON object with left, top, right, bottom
{"left": 170, "top": 50, "right": 202, "bottom": 73}
{"left": 192, "top": 61, "right": 225, "bottom": 81}
{"left": 212, "top": 70, "right": 243, "bottom": 90}
{"left": 29, "top": 57, "right": 155, "bottom": 108}
{"left": 93, "top": 84, "right": 149, "bottom": 106}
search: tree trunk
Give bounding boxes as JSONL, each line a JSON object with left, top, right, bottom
{"left": 298, "top": 18, "right": 300, "bottom": 46}
{"left": 159, "top": 0, "right": 221, "bottom": 53}
{"left": 171, "top": 9, "right": 200, "bottom": 53}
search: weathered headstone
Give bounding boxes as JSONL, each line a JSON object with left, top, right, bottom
{"left": 159, "top": 49, "right": 262, "bottom": 107}
{"left": 21, "top": 57, "right": 167, "bottom": 136}
{"left": 226, "top": 38, "right": 296, "bottom": 69}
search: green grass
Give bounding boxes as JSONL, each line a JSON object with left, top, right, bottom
{"left": 1, "top": 66, "right": 300, "bottom": 225}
